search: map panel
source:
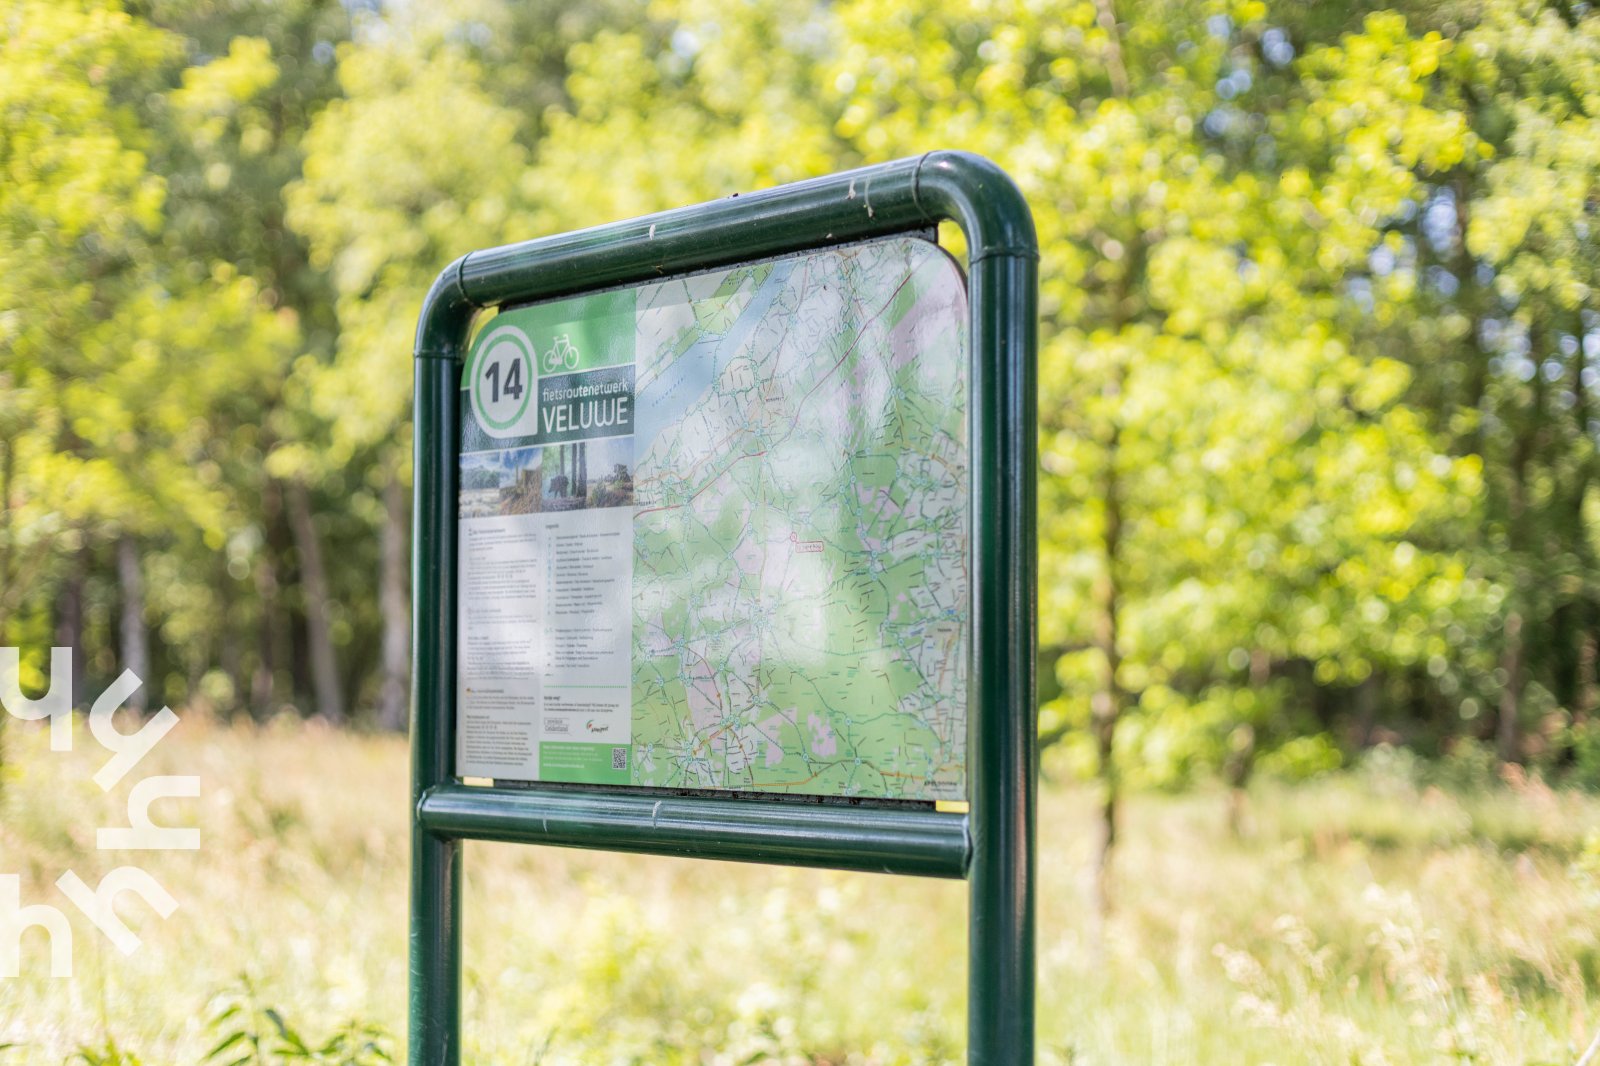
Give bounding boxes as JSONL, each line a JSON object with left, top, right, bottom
{"left": 455, "top": 234, "right": 969, "bottom": 801}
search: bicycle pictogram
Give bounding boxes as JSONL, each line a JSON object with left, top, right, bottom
{"left": 542, "top": 334, "right": 580, "bottom": 374}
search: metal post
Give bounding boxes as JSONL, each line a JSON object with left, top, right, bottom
{"left": 912, "top": 153, "right": 1039, "bottom": 1065}
{"left": 965, "top": 251, "right": 1038, "bottom": 1064}
{"left": 411, "top": 264, "right": 475, "bottom": 1065}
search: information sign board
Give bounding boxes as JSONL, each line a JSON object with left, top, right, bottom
{"left": 411, "top": 152, "right": 1037, "bottom": 1065}
{"left": 454, "top": 237, "right": 969, "bottom": 799}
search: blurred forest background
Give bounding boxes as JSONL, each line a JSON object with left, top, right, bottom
{"left": 7, "top": 0, "right": 1600, "bottom": 822}
{"left": 7, "top": 0, "right": 1600, "bottom": 1060}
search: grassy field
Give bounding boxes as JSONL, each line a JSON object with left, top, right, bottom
{"left": 0, "top": 715, "right": 1596, "bottom": 1064}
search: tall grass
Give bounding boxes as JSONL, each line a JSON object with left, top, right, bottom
{"left": 0, "top": 716, "right": 1594, "bottom": 1063}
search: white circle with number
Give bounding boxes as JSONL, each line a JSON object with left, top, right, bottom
{"left": 470, "top": 325, "right": 535, "bottom": 435}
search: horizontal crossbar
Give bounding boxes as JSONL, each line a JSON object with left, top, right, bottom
{"left": 417, "top": 782, "right": 970, "bottom": 879}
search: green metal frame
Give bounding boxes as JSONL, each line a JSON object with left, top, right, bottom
{"left": 411, "top": 151, "right": 1038, "bottom": 1064}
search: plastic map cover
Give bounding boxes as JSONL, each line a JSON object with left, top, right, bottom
{"left": 455, "top": 234, "right": 969, "bottom": 801}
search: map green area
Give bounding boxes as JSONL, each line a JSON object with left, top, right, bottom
{"left": 629, "top": 237, "right": 969, "bottom": 800}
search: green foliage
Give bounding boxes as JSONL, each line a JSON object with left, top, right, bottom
{"left": 0, "top": 0, "right": 306, "bottom": 704}
{"left": 1, "top": 0, "right": 177, "bottom": 593}
{"left": 67, "top": 1039, "right": 144, "bottom": 1066}
{"left": 4, "top": 723, "right": 1597, "bottom": 1063}
{"left": 1576, "top": 829, "right": 1600, "bottom": 884}
{"left": 283, "top": 23, "right": 531, "bottom": 473}
{"left": 5, "top": 0, "right": 1600, "bottom": 764}
{"left": 10, "top": 2, "right": 1600, "bottom": 1054}
{"left": 1432, "top": 734, "right": 1500, "bottom": 792}
{"left": 201, "top": 982, "right": 393, "bottom": 1066}
{"left": 532, "top": 0, "right": 1537, "bottom": 787}
{"left": 1570, "top": 719, "right": 1600, "bottom": 791}
{"left": 1254, "top": 732, "right": 1344, "bottom": 782}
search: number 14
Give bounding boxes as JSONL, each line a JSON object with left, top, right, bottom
{"left": 485, "top": 358, "right": 524, "bottom": 403}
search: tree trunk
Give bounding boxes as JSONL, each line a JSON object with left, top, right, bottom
{"left": 1091, "top": 0, "right": 1130, "bottom": 97}
{"left": 1082, "top": 2, "right": 1134, "bottom": 941}
{"left": 1499, "top": 405, "right": 1531, "bottom": 763}
{"left": 1498, "top": 610, "right": 1523, "bottom": 763}
{"left": 1569, "top": 310, "right": 1594, "bottom": 727}
{"left": 252, "top": 536, "right": 279, "bottom": 715}
{"left": 0, "top": 431, "right": 12, "bottom": 646}
{"left": 1226, "top": 649, "right": 1269, "bottom": 837}
{"left": 376, "top": 474, "right": 410, "bottom": 732}
{"left": 253, "top": 477, "right": 290, "bottom": 717}
{"left": 116, "top": 535, "right": 148, "bottom": 713}
{"left": 54, "top": 544, "right": 87, "bottom": 710}
{"left": 1354, "top": 673, "right": 1379, "bottom": 747}
{"left": 1577, "top": 628, "right": 1596, "bottom": 727}
{"left": 286, "top": 477, "right": 344, "bottom": 726}
{"left": 1089, "top": 408, "right": 1125, "bottom": 944}
{"left": 1452, "top": 176, "right": 1490, "bottom": 460}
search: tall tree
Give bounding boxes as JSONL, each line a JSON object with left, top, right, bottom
{"left": 151, "top": 1, "right": 354, "bottom": 718}
{"left": 1, "top": 0, "right": 297, "bottom": 715}
{"left": 520, "top": 0, "right": 1486, "bottom": 920}
{"left": 1413, "top": 0, "right": 1600, "bottom": 763}
{"left": 285, "top": 0, "right": 641, "bottom": 728}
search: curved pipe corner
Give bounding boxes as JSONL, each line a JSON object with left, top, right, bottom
{"left": 914, "top": 151, "right": 1039, "bottom": 264}
{"left": 414, "top": 254, "right": 478, "bottom": 361}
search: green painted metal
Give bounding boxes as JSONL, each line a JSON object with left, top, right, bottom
{"left": 411, "top": 151, "right": 1038, "bottom": 1064}
{"left": 410, "top": 353, "right": 465, "bottom": 1062}
{"left": 961, "top": 251, "right": 1039, "bottom": 1065}
{"left": 419, "top": 783, "right": 969, "bottom": 878}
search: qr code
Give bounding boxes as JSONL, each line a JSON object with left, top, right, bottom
{"left": 611, "top": 746, "right": 629, "bottom": 771}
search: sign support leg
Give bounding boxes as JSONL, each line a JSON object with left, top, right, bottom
{"left": 412, "top": 355, "right": 465, "bottom": 1064}
{"left": 966, "top": 249, "right": 1038, "bottom": 1065}
{"left": 409, "top": 830, "right": 461, "bottom": 1063}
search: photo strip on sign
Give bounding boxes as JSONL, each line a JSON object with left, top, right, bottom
{"left": 455, "top": 234, "right": 969, "bottom": 801}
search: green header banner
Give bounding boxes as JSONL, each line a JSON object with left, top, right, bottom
{"left": 461, "top": 288, "right": 635, "bottom": 453}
